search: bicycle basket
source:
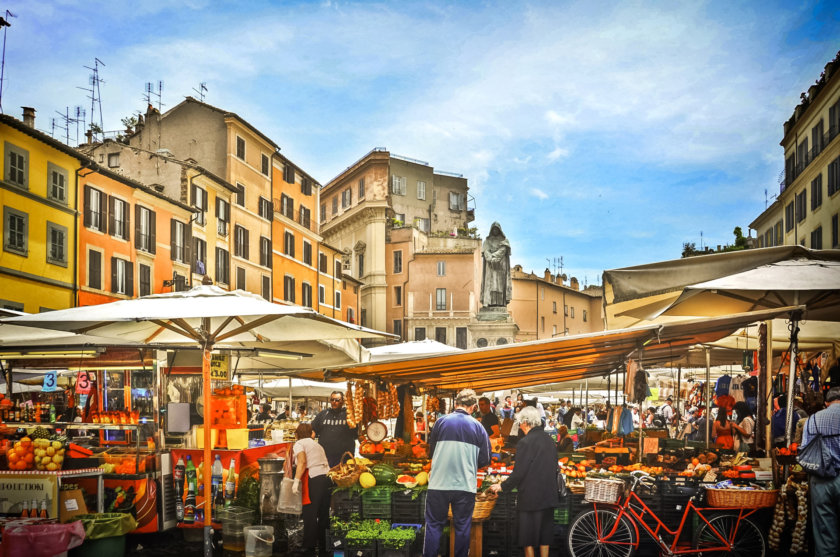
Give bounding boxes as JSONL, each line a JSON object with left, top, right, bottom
{"left": 584, "top": 477, "right": 624, "bottom": 504}
{"left": 706, "top": 488, "right": 778, "bottom": 508}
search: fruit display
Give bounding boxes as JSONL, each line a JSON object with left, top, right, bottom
{"left": 6, "top": 437, "right": 35, "bottom": 470}
{"left": 32, "top": 438, "right": 66, "bottom": 471}
{"left": 369, "top": 462, "right": 398, "bottom": 485}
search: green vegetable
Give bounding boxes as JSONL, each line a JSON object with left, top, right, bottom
{"left": 380, "top": 527, "right": 417, "bottom": 549}
{"left": 233, "top": 475, "right": 260, "bottom": 513}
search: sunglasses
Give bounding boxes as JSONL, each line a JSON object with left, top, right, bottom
{"left": 330, "top": 398, "right": 343, "bottom": 402}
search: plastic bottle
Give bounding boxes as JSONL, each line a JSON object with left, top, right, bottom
{"left": 49, "top": 404, "right": 56, "bottom": 423}
{"left": 173, "top": 455, "right": 186, "bottom": 522}
{"left": 224, "top": 458, "right": 236, "bottom": 508}
{"left": 211, "top": 455, "right": 223, "bottom": 522}
{"left": 184, "top": 456, "right": 196, "bottom": 524}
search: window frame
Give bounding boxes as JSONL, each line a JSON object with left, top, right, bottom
{"left": 261, "top": 154, "right": 270, "bottom": 175}
{"left": 393, "top": 250, "right": 403, "bottom": 273}
{"left": 47, "top": 162, "right": 68, "bottom": 204}
{"left": 811, "top": 226, "right": 823, "bottom": 249}
{"left": 318, "top": 284, "right": 325, "bottom": 304}
{"left": 171, "top": 219, "right": 188, "bottom": 263}
{"left": 812, "top": 174, "right": 823, "bottom": 210}
{"left": 85, "top": 186, "right": 107, "bottom": 232}
{"left": 3, "top": 206, "right": 28, "bottom": 256}
{"left": 417, "top": 180, "right": 426, "bottom": 200}
{"left": 437, "top": 261, "right": 446, "bottom": 276}
{"left": 4, "top": 142, "right": 28, "bottom": 189}
{"left": 283, "top": 275, "right": 295, "bottom": 303}
{"left": 110, "top": 196, "right": 129, "bottom": 240}
{"left": 260, "top": 236, "right": 272, "bottom": 268}
{"left": 215, "top": 247, "right": 230, "bottom": 285}
{"left": 139, "top": 263, "right": 151, "bottom": 297}
{"left": 235, "top": 183, "right": 245, "bottom": 207}
{"left": 258, "top": 196, "right": 272, "bottom": 220}
{"left": 88, "top": 248, "right": 102, "bottom": 290}
{"left": 415, "top": 327, "right": 426, "bottom": 341}
{"left": 335, "top": 290, "right": 341, "bottom": 309}
{"left": 236, "top": 136, "right": 245, "bottom": 160}
{"left": 302, "top": 240, "right": 312, "bottom": 266}
{"left": 395, "top": 285, "right": 402, "bottom": 306}
{"left": 358, "top": 177, "right": 365, "bottom": 199}
{"left": 236, "top": 267, "right": 246, "bottom": 290}
{"left": 234, "top": 225, "right": 249, "bottom": 259}
{"left": 301, "top": 282, "right": 313, "bottom": 308}
{"left": 436, "top": 288, "right": 446, "bottom": 311}
{"left": 46, "top": 221, "right": 68, "bottom": 266}
{"left": 107, "top": 152, "right": 120, "bottom": 168}
{"left": 283, "top": 231, "right": 295, "bottom": 258}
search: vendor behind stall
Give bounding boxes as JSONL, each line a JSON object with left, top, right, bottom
{"left": 311, "top": 391, "right": 356, "bottom": 468}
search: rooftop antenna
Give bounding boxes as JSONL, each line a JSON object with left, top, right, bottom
{"left": 74, "top": 106, "right": 86, "bottom": 145}
{"left": 51, "top": 107, "right": 75, "bottom": 145}
{"left": 0, "top": 10, "right": 16, "bottom": 114}
{"left": 192, "top": 81, "right": 207, "bottom": 102}
{"left": 764, "top": 188, "right": 768, "bottom": 209}
{"left": 700, "top": 230, "right": 704, "bottom": 251}
{"left": 79, "top": 58, "right": 105, "bottom": 142}
{"left": 144, "top": 80, "right": 164, "bottom": 112}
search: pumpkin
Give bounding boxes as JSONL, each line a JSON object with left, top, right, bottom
{"left": 359, "top": 472, "right": 376, "bottom": 489}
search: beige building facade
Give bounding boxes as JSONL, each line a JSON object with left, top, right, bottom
{"left": 751, "top": 52, "right": 840, "bottom": 249}
{"left": 509, "top": 266, "right": 604, "bottom": 342}
{"left": 320, "top": 149, "right": 475, "bottom": 338}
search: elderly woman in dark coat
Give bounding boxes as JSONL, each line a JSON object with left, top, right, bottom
{"left": 490, "top": 406, "right": 559, "bottom": 557}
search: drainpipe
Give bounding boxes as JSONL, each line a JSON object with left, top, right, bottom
{"left": 535, "top": 280, "right": 539, "bottom": 340}
{"left": 563, "top": 290, "right": 567, "bottom": 335}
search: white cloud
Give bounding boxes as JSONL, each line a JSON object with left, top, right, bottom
{"left": 530, "top": 188, "right": 549, "bottom": 200}
{"left": 547, "top": 147, "right": 569, "bottom": 161}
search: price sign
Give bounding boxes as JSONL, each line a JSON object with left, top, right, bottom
{"left": 210, "top": 353, "right": 230, "bottom": 381}
{"left": 42, "top": 370, "right": 59, "bottom": 392}
{"left": 75, "top": 371, "right": 93, "bottom": 394}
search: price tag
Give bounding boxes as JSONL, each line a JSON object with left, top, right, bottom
{"left": 42, "top": 370, "right": 59, "bottom": 392}
{"left": 75, "top": 371, "right": 93, "bottom": 394}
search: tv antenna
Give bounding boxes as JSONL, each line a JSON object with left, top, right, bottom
{"left": 74, "top": 106, "right": 86, "bottom": 145}
{"left": 144, "top": 80, "right": 164, "bottom": 112}
{"left": 192, "top": 82, "right": 207, "bottom": 102}
{"left": 50, "top": 107, "right": 76, "bottom": 145}
{"left": 78, "top": 58, "right": 105, "bottom": 142}
{"left": 0, "top": 10, "right": 16, "bottom": 114}
{"left": 700, "top": 230, "right": 704, "bottom": 251}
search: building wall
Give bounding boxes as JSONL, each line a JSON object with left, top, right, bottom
{"left": 77, "top": 170, "right": 193, "bottom": 306}
{"left": 1, "top": 117, "right": 82, "bottom": 312}
{"left": 510, "top": 267, "right": 604, "bottom": 342}
{"left": 751, "top": 55, "right": 840, "bottom": 249}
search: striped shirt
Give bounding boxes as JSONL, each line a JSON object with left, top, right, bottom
{"left": 800, "top": 403, "right": 840, "bottom": 476}
{"left": 428, "top": 409, "right": 491, "bottom": 492}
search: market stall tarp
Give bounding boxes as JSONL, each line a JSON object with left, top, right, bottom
{"left": 367, "top": 339, "right": 461, "bottom": 361}
{"left": 603, "top": 246, "right": 840, "bottom": 329}
{"left": 241, "top": 376, "right": 340, "bottom": 398}
{"left": 307, "top": 306, "right": 801, "bottom": 391}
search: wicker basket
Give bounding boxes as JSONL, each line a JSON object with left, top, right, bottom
{"left": 584, "top": 477, "right": 624, "bottom": 504}
{"left": 568, "top": 482, "right": 586, "bottom": 495}
{"left": 706, "top": 488, "right": 778, "bottom": 508}
{"left": 329, "top": 452, "right": 366, "bottom": 488}
{"left": 447, "top": 496, "right": 497, "bottom": 521}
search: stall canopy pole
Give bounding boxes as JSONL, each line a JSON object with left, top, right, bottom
{"left": 201, "top": 341, "right": 213, "bottom": 557}
{"left": 288, "top": 376, "right": 292, "bottom": 416}
{"left": 762, "top": 320, "right": 773, "bottom": 454}
{"left": 784, "top": 311, "right": 801, "bottom": 447}
{"left": 705, "top": 346, "right": 711, "bottom": 449}
{"left": 676, "top": 366, "right": 682, "bottom": 416}
{"left": 585, "top": 380, "right": 589, "bottom": 423}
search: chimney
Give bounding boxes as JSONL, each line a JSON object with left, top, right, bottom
{"left": 544, "top": 269, "right": 552, "bottom": 281}
{"left": 135, "top": 114, "right": 144, "bottom": 134}
{"left": 570, "top": 277, "right": 579, "bottom": 291}
{"left": 21, "top": 107, "right": 36, "bottom": 128}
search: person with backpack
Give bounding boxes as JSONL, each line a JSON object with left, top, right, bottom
{"left": 799, "top": 386, "right": 840, "bottom": 557}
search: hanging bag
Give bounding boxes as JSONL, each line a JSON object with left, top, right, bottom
{"left": 797, "top": 417, "right": 840, "bottom": 478}
{"left": 277, "top": 447, "right": 303, "bottom": 514}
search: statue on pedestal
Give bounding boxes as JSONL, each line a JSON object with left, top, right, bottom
{"left": 480, "top": 222, "right": 512, "bottom": 308}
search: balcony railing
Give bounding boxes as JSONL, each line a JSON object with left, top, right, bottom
{"left": 780, "top": 123, "right": 840, "bottom": 192}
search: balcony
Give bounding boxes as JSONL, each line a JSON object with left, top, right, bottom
{"left": 780, "top": 123, "right": 840, "bottom": 193}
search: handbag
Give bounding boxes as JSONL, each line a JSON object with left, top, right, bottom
{"left": 797, "top": 417, "right": 840, "bottom": 478}
{"left": 557, "top": 464, "right": 569, "bottom": 499}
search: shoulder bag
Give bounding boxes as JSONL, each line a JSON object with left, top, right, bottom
{"left": 797, "top": 416, "right": 839, "bottom": 478}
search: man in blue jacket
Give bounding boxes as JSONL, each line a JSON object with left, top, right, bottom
{"left": 423, "top": 389, "right": 491, "bottom": 557}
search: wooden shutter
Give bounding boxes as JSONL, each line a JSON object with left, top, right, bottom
{"left": 124, "top": 200, "right": 130, "bottom": 242}
{"left": 216, "top": 198, "right": 222, "bottom": 218}
{"left": 134, "top": 205, "right": 142, "bottom": 249}
{"left": 84, "top": 186, "right": 92, "bottom": 227}
{"left": 109, "top": 196, "right": 116, "bottom": 235}
{"left": 149, "top": 211, "right": 156, "bottom": 254}
{"left": 111, "top": 257, "right": 118, "bottom": 293}
{"left": 99, "top": 189, "right": 108, "bottom": 230}
{"left": 170, "top": 219, "right": 177, "bottom": 260}
{"left": 244, "top": 229, "right": 250, "bottom": 260}
{"left": 126, "top": 261, "right": 134, "bottom": 297}
{"left": 191, "top": 185, "right": 197, "bottom": 206}
{"left": 90, "top": 250, "right": 101, "bottom": 289}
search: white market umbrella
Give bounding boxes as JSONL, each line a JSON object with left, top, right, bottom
{"left": 367, "top": 338, "right": 462, "bottom": 361}
{"left": 2, "top": 285, "right": 390, "bottom": 546}
{"left": 241, "top": 376, "right": 339, "bottom": 398}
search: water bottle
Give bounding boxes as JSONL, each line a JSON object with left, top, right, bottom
{"left": 184, "top": 456, "right": 196, "bottom": 524}
{"left": 173, "top": 456, "right": 185, "bottom": 522}
{"left": 211, "top": 455, "right": 223, "bottom": 522}
{"left": 224, "top": 458, "right": 236, "bottom": 508}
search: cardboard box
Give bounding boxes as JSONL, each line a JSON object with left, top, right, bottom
{"left": 59, "top": 489, "right": 88, "bottom": 523}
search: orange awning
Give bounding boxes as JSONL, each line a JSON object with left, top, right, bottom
{"left": 306, "top": 306, "right": 802, "bottom": 391}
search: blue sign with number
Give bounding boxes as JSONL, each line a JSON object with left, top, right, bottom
{"left": 42, "top": 370, "right": 58, "bottom": 392}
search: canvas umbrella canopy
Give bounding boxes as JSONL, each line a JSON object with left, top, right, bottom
{"left": 1, "top": 285, "right": 390, "bottom": 551}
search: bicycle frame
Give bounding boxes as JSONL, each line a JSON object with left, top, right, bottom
{"left": 590, "top": 489, "right": 759, "bottom": 555}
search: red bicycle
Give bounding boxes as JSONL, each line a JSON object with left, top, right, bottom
{"left": 567, "top": 471, "right": 766, "bottom": 557}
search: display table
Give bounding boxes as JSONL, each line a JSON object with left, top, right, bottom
{"left": 449, "top": 517, "right": 484, "bottom": 557}
{"left": 0, "top": 468, "right": 104, "bottom": 518}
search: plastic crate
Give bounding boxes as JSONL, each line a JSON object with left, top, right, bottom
{"left": 659, "top": 493, "right": 692, "bottom": 532}
{"left": 391, "top": 489, "right": 426, "bottom": 523}
{"left": 489, "top": 491, "right": 517, "bottom": 519}
{"left": 553, "top": 506, "right": 570, "bottom": 525}
{"left": 361, "top": 486, "right": 392, "bottom": 520}
{"left": 327, "top": 529, "right": 346, "bottom": 553}
{"left": 332, "top": 490, "right": 363, "bottom": 520}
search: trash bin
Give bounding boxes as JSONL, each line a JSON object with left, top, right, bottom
{"left": 3, "top": 521, "right": 86, "bottom": 557}
{"left": 67, "top": 513, "right": 138, "bottom": 557}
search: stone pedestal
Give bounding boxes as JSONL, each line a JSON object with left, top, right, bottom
{"left": 468, "top": 307, "right": 519, "bottom": 348}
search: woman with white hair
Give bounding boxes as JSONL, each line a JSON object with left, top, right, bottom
{"left": 490, "top": 406, "right": 559, "bottom": 557}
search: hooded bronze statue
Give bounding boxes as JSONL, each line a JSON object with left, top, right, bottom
{"left": 480, "top": 222, "right": 512, "bottom": 307}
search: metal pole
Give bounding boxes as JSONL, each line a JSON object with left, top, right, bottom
{"left": 288, "top": 376, "right": 292, "bottom": 417}
{"left": 585, "top": 380, "right": 589, "bottom": 424}
{"left": 784, "top": 313, "right": 801, "bottom": 447}
{"left": 676, "top": 366, "right": 682, "bottom": 415}
{"left": 762, "top": 320, "right": 773, "bottom": 454}
{"left": 705, "top": 346, "right": 711, "bottom": 449}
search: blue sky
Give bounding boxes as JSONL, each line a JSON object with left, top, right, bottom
{"left": 3, "top": 1, "right": 840, "bottom": 285}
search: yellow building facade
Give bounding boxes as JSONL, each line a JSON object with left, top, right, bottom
{"left": 1, "top": 112, "right": 87, "bottom": 312}
{"left": 751, "top": 53, "right": 840, "bottom": 249}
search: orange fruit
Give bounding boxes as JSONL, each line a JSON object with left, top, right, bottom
{"left": 24, "top": 453, "right": 34, "bottom": 464}
{"left": 8, "top": 452, "right": 19, "bottom": 464}
{"left": 20, "top": 437, "right": 32, "bottom": 446}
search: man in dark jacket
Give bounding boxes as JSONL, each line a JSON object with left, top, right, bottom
{"left": 311, "top": 391, "right": 357, "bottom": 468}
{"left": 490, "top": 405, "right": 559, "bottom": 556}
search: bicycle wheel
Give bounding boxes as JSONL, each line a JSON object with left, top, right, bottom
{"left": 568, "top": 508, "right": 635, "bottom": 557}
{"left": 693, "top": 514, "right": 765, "bottom": 557}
